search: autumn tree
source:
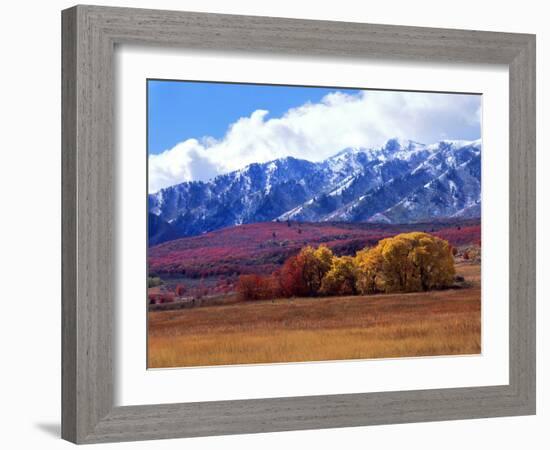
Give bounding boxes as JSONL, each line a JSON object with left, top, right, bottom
{"left": 262, "top": 274, "right": 282, "bottom": 299}
{"left": 276, "top": 233, "right": 454, "bottom": 298}
{"left": 237, "top": 275, "right": 259, "bottom": 301}
{"left": 279, "top": 255, "right": 307, "bottom": 297}
{"left": 298, "top": 246, "right": 321, "bottom": 295}
{"left": 354, "top": 246, "right": 384, "bottom": 294}
{"left": 311, "top": 245, "right": 334, "bottom": 290}
{"left": 279, "top": 245, "right": 334, "bottom": 297}
{"left": 299, "top": 245, "right": 335, "bottom": 296}
{"left": 404, "top": 232, "right": 455, "bottom": 291}
{"left": 320, "top": 256, "right": 358, "bottom": 296}
{"left": 355, "top": 232, "right": 455, "bottom": 293}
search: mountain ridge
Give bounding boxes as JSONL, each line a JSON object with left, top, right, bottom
{"left": 149, "top": 138, "right": 481, "bottom": 245}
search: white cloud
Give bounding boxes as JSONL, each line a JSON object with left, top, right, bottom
{"left": 149, "top": 90, "right": 481, "bottom": 192}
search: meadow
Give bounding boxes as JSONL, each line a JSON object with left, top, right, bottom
{"left": 148, "top": 263, "right": 481, "bottom": 368}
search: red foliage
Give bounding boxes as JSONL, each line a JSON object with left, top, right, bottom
{"left": 279, "top": 255, "right": 307, "bottom": 297}
{"left": 148, "top": 220, "right": 481, "bottom": 288}
{"left": 148, "top": 221, "right": 393, "bottom": 277}
{"left": 148, "top": 292, "right": 175, "bottom": 304}
{"left": 236, "top": 274, "right": 280, "bottom": 301}
{"left": 433, "top": 225, "right": 481, "bottom": 247}
{"left": 175, "top": 284, "right": 187, "bottom": 296}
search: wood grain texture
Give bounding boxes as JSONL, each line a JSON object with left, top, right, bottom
{"left": 508, "top": 36, "right": 536, "bottom": 407}
{"left": 61, "top": 7, "right": 77, "bottom": 443}
{"left": 61, "top": 4, "right": 536, "bottom": 444}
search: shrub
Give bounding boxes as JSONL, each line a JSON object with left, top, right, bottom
{"left": 237, "top": 274, "right": 280, "bottom": 301}
{"left": 175, "top": 284, "right": 187, "bottom": 296}
{"left": 194, "top": 280, "right": 208, "bottom": 299}
{"left": 462, "top": 245, "right": 481, "bottom": 263}
{"left": 148, "top": 291, "right": 175, "bottom": 304}
{"left": 147, "top": 276, "right": 163, "bottom": 288}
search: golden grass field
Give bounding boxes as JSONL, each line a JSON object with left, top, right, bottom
{"left": 148, "top": 263, "right": 481, "bottom": 368}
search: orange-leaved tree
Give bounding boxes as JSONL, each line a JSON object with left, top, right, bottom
{"left": 280, "top": 245, "right": 334, "bottom": 297}
{"left": 279, "top": 255, "right": 307, "bottom": 297}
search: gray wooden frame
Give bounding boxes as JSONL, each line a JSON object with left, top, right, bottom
{"left": 62, "top": 4, "right": 536, "bottom": 444}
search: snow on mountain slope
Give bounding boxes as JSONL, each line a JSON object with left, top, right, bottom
{"left": 148, "top": 138, "right": 482, "bottom": 245}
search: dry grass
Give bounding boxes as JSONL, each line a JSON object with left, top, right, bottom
{"left": 148, "top": 263, "right": 481, "bottom": 368}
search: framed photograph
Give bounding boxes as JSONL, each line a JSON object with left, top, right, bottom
{"left": 62, "top": 5, "right": 536, "bottom": 444}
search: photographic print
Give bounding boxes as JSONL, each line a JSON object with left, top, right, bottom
{"left": 147, "top": 80, "right": 482, "bottom": 369}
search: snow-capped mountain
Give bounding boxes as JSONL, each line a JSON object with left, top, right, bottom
{"left": 148, "top": 138, "right": 481, "bottom": 245}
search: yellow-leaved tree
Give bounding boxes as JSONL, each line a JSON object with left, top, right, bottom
{"left": 355, "top": 232, "right": 455, "bottom": 293}
{"left": 354, "top": 246, "right": 384, "bottom": 294}
{"left": 297, "top": 245, "right": 334, "bottom": 296}
{"left": 314, "top": 245, "right": 334, "bottom": 282}
{"left": 320, "top": 256, "right": 358, "bottom": 296}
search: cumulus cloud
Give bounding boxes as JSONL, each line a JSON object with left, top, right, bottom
{"left": 149, "top": 90, "right": 481, "bottom": 192}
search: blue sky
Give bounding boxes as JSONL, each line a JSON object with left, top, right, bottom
{"left": 148, "top": 80, "right": 360, "bottom": 155}
{"left": 147, "top": 80, "right": 481, "bottom": 193}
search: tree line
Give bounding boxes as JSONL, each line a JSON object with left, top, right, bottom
{"left": 237, "top": 232, "right": 456, "bottom": 301}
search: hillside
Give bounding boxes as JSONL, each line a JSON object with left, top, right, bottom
{"left": 148, "top": 219, "right": 480, "bottom": 277}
